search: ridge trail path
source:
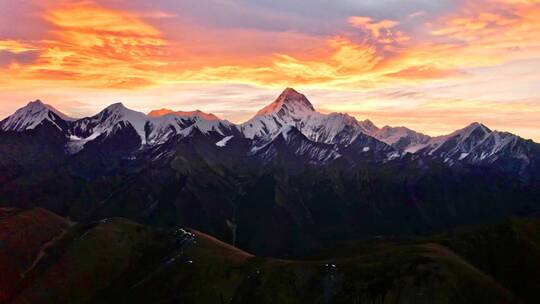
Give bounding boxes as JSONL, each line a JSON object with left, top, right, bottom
{"left": 21, "top": 222, "right": 73, "bottom": 278}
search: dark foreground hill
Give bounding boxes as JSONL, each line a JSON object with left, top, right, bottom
{"left": 2, "top": 207, "right": 539, "bottom": 304}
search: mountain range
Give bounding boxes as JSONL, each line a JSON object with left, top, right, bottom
{"left": 1, "top": 88, "right": 540, "bottom": 257}
{"left": 1, "top": 88, "right": 539, "bottom": 179}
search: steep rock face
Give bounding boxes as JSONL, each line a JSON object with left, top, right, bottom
{"left": 249, "top": 125, "right": 341, "bottom": 168}
{"left": 340, "top": 132, "right": 399, "bottom": 161}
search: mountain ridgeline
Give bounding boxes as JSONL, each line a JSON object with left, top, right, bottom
{"left": 1, "top": 88, "right": 540, "bottom": 256}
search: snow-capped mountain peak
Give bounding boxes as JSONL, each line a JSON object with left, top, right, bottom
{"left": 103, "top": 102, "right": 139, "bottom": 116}
{"left": 71, "top": 102, "right": 149, "bottom": 145}
{"left": 145, "top": 108, "right": 238, "bottom": 144}
{"left": 428, "top": 122, "right": 491, "bottom": 153}
{"left": 98, "top": 102, "right": 149, "bottom": 139}
{"left": 361, "top": 119, "right": 378, "bottom": 134}
{"left": 147, "top": 113, "right": 237, "bottom": 144}
{"left": 454, "top": 122, "right": 491, "bottom": 139}
{"left": 0, "top": 99, "right": 73, "bottom": 132}
{"left": 25, "top": 100, "right": 52, "bottom": 112}
{"left": 255, "top": 88, "right": 315, "bottom": 117}
{"left": 409, "top": 121, "right": 537, "bottom": 169}
{"left": 67, "top": 102, "right": 240, "bottom": 151}
{"left": 241, "top": 88, "right": 377, "bottom": 144}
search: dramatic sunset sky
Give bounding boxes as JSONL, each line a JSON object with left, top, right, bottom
{"left": 0, "top": 0, "right": 539, "bottom": 139}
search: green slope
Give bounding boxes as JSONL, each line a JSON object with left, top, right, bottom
{"left": 438, "top": 218, "right": 540, "bottom": 304}
{"left": 4, "top": 208, "right": 538, "bottom": 304}
{"left": 0, "top": 208, "right": 70, "bottom": 302}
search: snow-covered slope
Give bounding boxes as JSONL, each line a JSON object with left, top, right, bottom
{"left": 147, "top": 111, "right": 238, "bottom": 145}
{"left": 71, "top": 103, "right": 149, "bottom": 145}
{"left": 250, "top": 125, "right": 341, "bottom": 165}
{"left": 373, "top": 126, "right": 431, "bottom": 151}
{"left": 67, "top": 104, "right": 238, "bottom": 151}
{"left": 241, "top": 88, "right": 377, "bottom": 145}
{"left": 413, "top": 122, "right": 538, "bottom": 168}
{"left": 0, "top": 100, "right": 73, "bottom": 132}
{"left": 341, "top": 132, "right": 400, "bottom": 161}
{"left": 216, "top": 136, "right": 234, "bottom": 147}
{"left": 413, "top": 122, "right": 491, "bottom": 160}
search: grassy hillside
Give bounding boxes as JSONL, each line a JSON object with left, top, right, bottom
{"left": 3, "top": 208, "right": 540, "bottom": 303}
{"left": 0, "top": 208, "right": 70, "bottom": 302}
{"left": 438, "top": 218, "right": 540, "bottom": 304}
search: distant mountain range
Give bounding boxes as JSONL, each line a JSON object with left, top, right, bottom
{"left": 2, "top": 88, "right": 538, "bottom": 179}
{"left": 1, "top": 88, "right": 539, "bottom": 256}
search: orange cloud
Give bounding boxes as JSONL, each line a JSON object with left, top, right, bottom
{"left": 386, "top": 66, "right": 462, "bottom": 80}
{"left": 428, "top": 0, "right": 540, "bottom": 62}
{"left": 271, "top": 37, "right": 382, "bottom": 83}
{"left": 0, "top": 0, "right": 539, "bottom": 93}
{"left": 174, "top": 36, "right": 384, "bottom": 88}
{"left": 183, "top": 2, "right": 539, "bottom": 89}
{"left": 0, "top": 2, "right": 171, "bottom": 89}
{"left": 359, "top": 0, "right": 540, "bottom": 85}
{"left": 44, "top": 4, "right": 163, "bottom": 37}
{"left": 0, "top": 40, "right": 39, "bottom": 53}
